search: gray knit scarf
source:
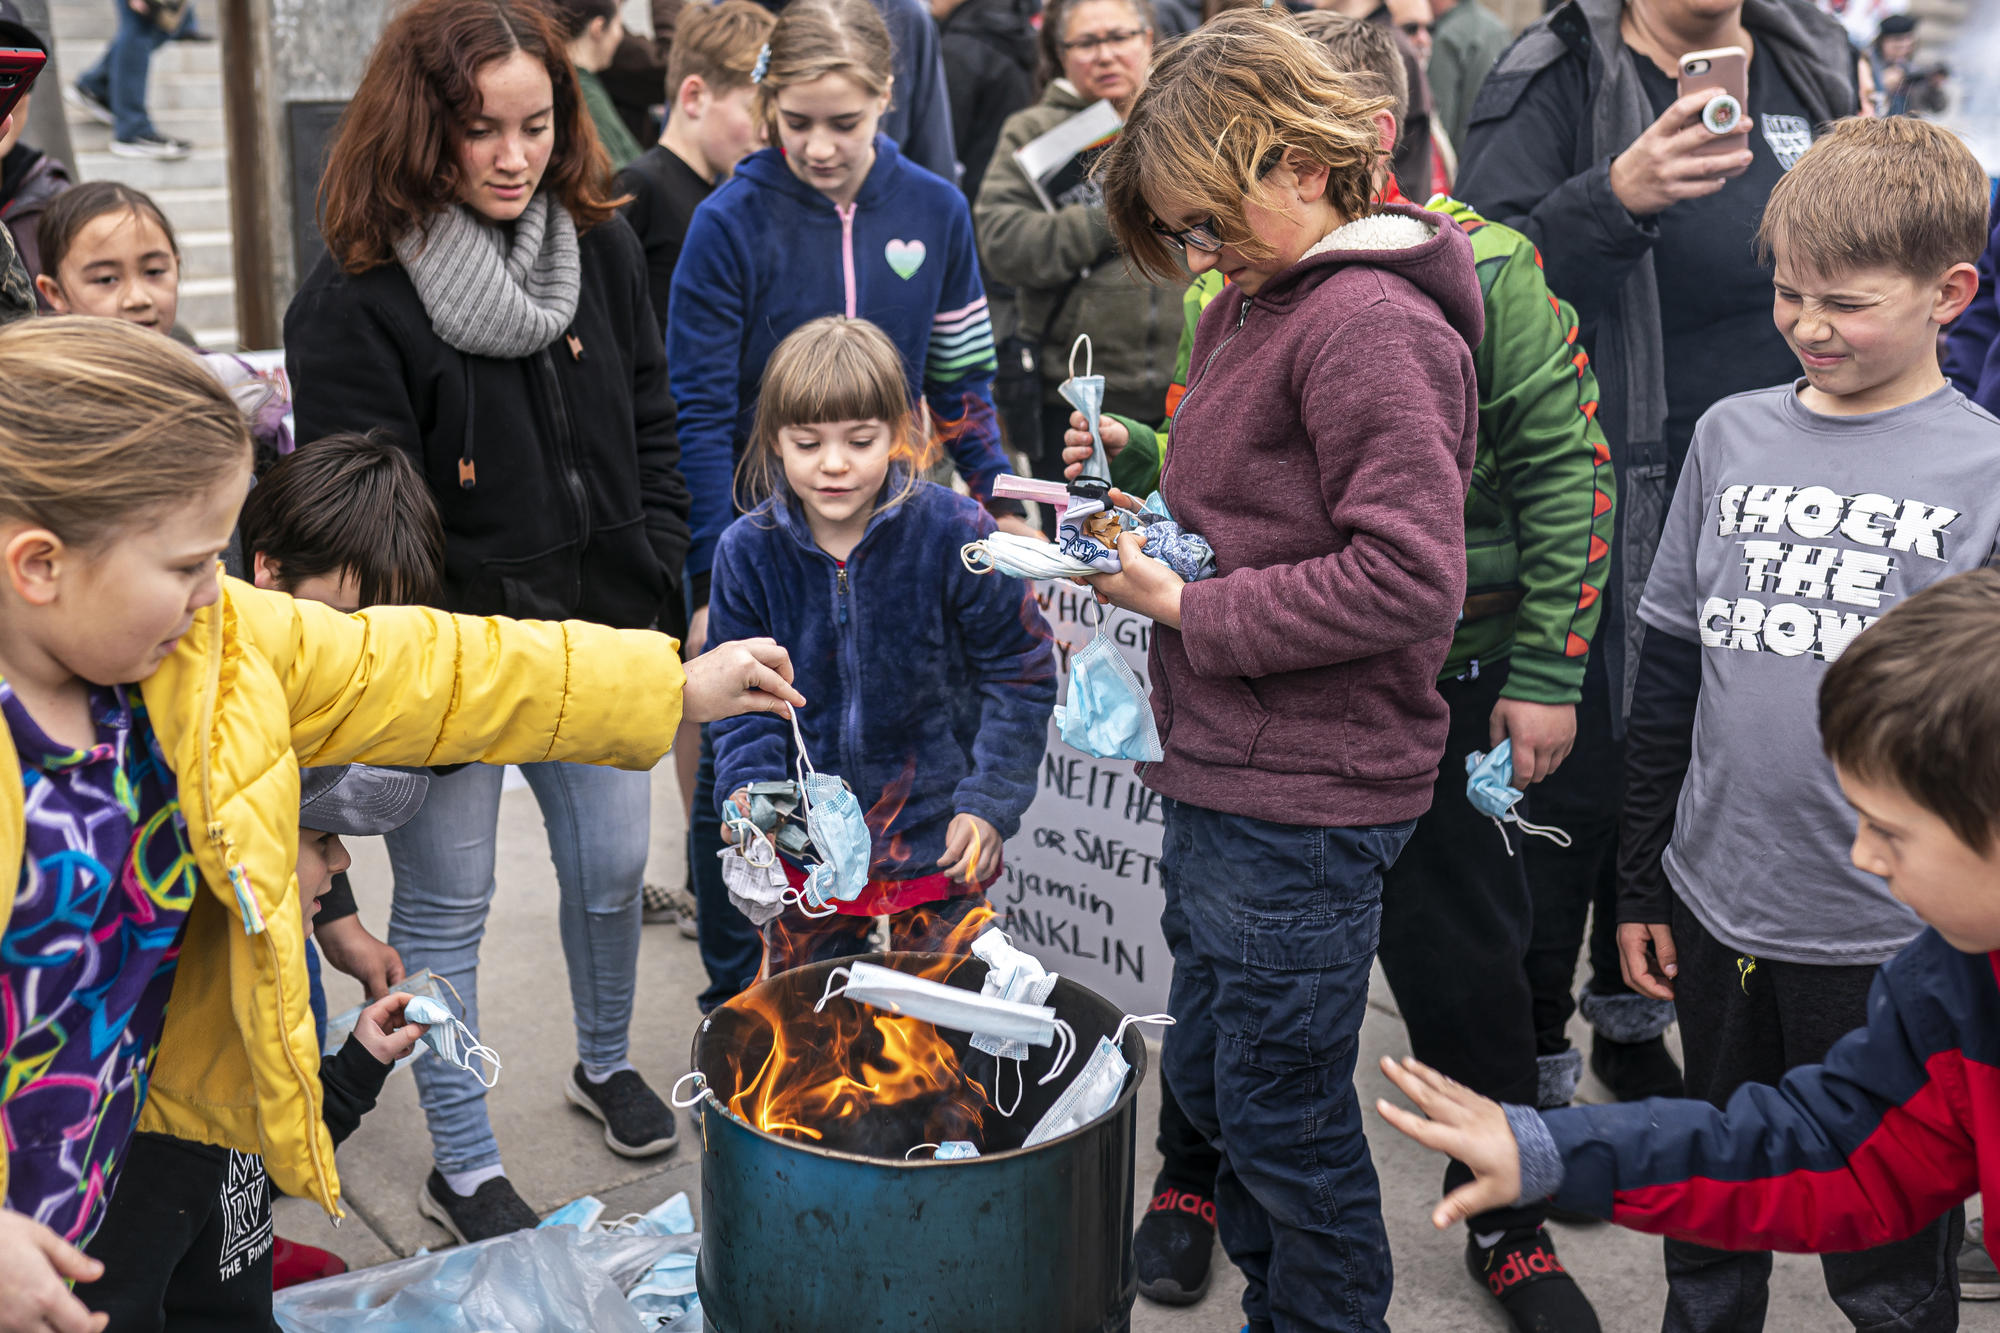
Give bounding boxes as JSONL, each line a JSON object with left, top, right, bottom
{"left": 394, "top": 193, "right": 581, "bottom": 359}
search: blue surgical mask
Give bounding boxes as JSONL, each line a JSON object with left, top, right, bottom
{"left": 1056, "top": 335, "right": 1135, "bottom": 574}
{"left": 1023, "top": 1013, "right": 1173, "bottom": 1146}
{"left": 1055, "top": 606, "right": 1162, "bottom": 762}
{"left": 537, "top": 1194, "right": 605, "bottom": 1231}
{"left": 782, "top": 710, "right": 872, "bottom": 914}
{"left": 404, "top": 994, "right": 503, "bottom": 1088}
{"left": 1464, "top": 740, "right": 1573, "bottom": 855}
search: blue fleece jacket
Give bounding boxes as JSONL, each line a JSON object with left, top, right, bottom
{"left": 706, "top": 478, "right": 1056, "bottom": 880}
{"left": 1946, "top": 211, "right": 2000, "bottom": 418}
{"left": 667, "top": 137, "right": 1010, "bottom": 593}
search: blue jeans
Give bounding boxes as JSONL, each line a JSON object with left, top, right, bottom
{"left": 385, "top": 761, "right": 650, "bottom": 1173}
{"left": 1159, "top": 798, "right": 1414, "bottom": 1333}
{"left": 76, "top": 0, "right": 188, "bottom": 140}
{"left": 305, "top": 939, "right": 327, "bottom": 1052}
{"left": 689, "top": 728, "right": 762, "bottom": 1013}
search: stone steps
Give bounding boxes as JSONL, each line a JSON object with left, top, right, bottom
{"left": 49, "top": 0, "right": 238, "bottom": 349}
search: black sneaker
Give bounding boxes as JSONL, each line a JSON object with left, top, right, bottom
{"left": 418, "top": 1170, "right": 538, "bottom": 1244}
{"left": 1963, "top": 1216, "right": 2000, "bottom": 1300}
{"left": 1468, "top": 1227, "right": 1602, "bottom": 1332}
{"left": 1133, "top": 1179, "right": 1215, "bottom": 1306}
{"left": 110, "top": 133, "right": 192, "bottom": 161}
{"left": 564, "top": 1064, "right": 679, "bottom": 1158}
{"left": 1589, "top": 1033, "right": 1684, "bottom": 1102}
{"left": 65, "top": 83, "right": 114, "bottom": 126}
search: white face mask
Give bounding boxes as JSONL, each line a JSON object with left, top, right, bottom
{"left": 968, "top": 929, "right": 1062, "bottom": 1116}
{"left": 719, "top": 844, "right": 792, "bottom": 926}
{"left": 1022, "top": 1014, "right": 1173, "bottom": 1147}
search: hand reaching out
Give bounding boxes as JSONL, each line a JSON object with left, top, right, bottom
{"left": 0, "top": 1209, "right": 107, "bottom": 1333}
{"left": 1374, "top": 1055, "right": 1524, "bottom": 1231}
{"left": 682, "top": 638, "right": 806, "bottom": 724}
{"left": 314, "top": 914, "right": 405, "bottom": 1001}
{"left": 941, "top": 813, "right": 1001, "bottom": 884}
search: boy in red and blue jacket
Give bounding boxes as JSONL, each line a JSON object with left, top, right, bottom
{"left": 1379, "top": 567, "right": 2000, "bottom": 1284}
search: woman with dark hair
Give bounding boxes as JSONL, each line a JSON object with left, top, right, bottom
{"left": 548, "top": 0, "right": 646, "bottom": 168}
{"left": 284, "top": 0, "right": 691, "bottom": 1244}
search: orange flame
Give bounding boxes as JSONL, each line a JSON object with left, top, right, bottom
{"left": 866, "top": 759, "right": 917, "bottom": 872}
{"left": 719, "top": 902, "right": 1004, "bottom": 1149}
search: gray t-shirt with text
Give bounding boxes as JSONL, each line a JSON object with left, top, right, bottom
{"left": 1640, "top": 382, "right": 2000, "bottom": 965}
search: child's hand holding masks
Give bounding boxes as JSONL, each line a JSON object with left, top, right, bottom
{"left": 351, "top": 992, "right": 431, "bottom": 1067}
{"left": 1081, "top": 492, "right": 1186, "bottom": 629}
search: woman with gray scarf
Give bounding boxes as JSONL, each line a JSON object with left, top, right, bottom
{"left": 285, "top": 0, "right": 690, "bottom": 1245}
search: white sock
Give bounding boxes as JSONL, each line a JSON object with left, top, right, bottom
{"left": 581, "top": 1060, "right": 636, "bottom": 1084}
{"left": 440, "top": 1163, "right": 506, "bottom": 1198}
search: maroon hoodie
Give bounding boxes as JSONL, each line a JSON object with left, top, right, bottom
{"left": 1147, "top": 203, "right": 1483, "bottom": 827}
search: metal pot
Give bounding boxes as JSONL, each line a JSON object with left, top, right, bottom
{"left": 687, "top": 951, "right": 1143, "bottom": 1333}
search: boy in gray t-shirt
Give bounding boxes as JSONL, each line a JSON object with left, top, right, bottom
{"left": 1613, "top": 117, "right": 1997, "bottom": 1327}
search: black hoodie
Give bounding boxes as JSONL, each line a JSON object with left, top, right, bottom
{"left": 937, "top": 0, "right": 1038, "bottom": 200}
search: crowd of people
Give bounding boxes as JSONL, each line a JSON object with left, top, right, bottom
{"left": 2, "top": 0, "right": 2000, "bottom": 1328}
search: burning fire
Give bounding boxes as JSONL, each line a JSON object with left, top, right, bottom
{"left": 722, "top": 904, "right": 1002, "bottom": 1152}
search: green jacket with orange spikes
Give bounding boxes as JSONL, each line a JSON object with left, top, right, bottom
{"left": 1107, "top": 197, "right": 1615, "bottom": 704}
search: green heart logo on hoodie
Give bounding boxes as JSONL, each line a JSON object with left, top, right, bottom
{"left": 884, "top": 239, "right": 926, "bottom": 280}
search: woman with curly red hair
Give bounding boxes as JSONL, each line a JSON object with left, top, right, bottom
{"left": 283, "top": 0, "right": 691, "bottom": 1243}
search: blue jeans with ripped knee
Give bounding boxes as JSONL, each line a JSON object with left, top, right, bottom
{"left": 385, "top": 761, "right": 650, "bottom": 1173}
{"left": 1158, "top": 797, "right": 1414, "bottom": 1333}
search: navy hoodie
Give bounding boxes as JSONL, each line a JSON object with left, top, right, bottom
{"left": 667, "top": 136, "right": 1012, "bottom": 596}
{"left": 705, "top": 479, "right": 1056, "bottom": 880}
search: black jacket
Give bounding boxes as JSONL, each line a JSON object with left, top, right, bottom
{"left": 937, "top": 0, "right": 1038, "bottom": 201}
{"left": 286, "top": 215, "right": 691, "bottom": 637}
{"left": 1455, "top": 0, "right": 1853, "bottom": 723}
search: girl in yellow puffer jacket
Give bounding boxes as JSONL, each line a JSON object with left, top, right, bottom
{"left": 0, "top": 316, "right": 802, "bottom": 1332}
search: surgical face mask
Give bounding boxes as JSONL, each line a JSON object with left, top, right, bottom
{"left": 404, "top": 994, "right": 503, "bottom": 1088}
{"left": 1134, "top": 492, "right": 1217, "bottom": 585}
{"left": 819, "top": 961, "right": 1080, "bottom": 1108}
{"left": 790, "top": 709, "right": 871, "bottom": 913}
{"left": 1464, "top": 740, "right": 1573, "bottom": 856}
{"left": 323, "top": 967, "right": 452, "bottom": 1062}
{"left": 720, "top": 845, "right": 792, "bottom": 926}
{"left": 537, "top": 1194, "right": 605, "bottom": 1231}
{"left": 1056, "top": 335, "right": 1134, "bottom": 574}
{"left": 906, "top": 1140, "right": 981, "bottom": 1160}
{"left": 1023, "top": 1014, "right": 1173, "bottom": 1147}
{"left": 969, "top": 928, "right": 1060, "bottom": 1115}
{"left": 1055, "top": 604, "right": 1162, "bottom": 762}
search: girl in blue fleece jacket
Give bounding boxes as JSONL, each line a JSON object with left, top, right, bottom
{"left": 706, "top": 316, "right": 1056, "bottom": 973}
{"left": 667, "top": 0, "right": 1017, "bottom": 621}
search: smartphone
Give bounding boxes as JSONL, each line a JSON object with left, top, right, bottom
{"left": 0, "top": 46, "right": 47, "bottom": 133}
{"left": 1678, "top": 47, "right": 1750, "bottom": 155}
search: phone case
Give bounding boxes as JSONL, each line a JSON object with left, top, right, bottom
{"left": 0, "top": 46, "right": 47, "bottom": 129}
{"left": 1678, "top": 46, "right": 1750, "bottom": 155}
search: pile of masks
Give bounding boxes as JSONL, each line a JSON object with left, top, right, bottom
{"left": 814, "top": 928, "right": 1172, "bottom": 1155}
{"left": 538, "top": 1191, "right": 700, "bottom": 1331}
{"left": 272, "top": 1204, "right": 699, "bottom": 1333}
{"left": 717, "top": 709, "right": 872, "bottom": 924}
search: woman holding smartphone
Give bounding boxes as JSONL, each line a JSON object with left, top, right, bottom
{"left": 285, "top": 0, "right": 690, "bottom": 1245}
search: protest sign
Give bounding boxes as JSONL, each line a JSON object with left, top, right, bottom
{"left": 999, "top": 581, "right": 1170, "bottom": 1017}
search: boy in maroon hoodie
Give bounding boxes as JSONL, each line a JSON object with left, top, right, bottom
{"left": 1091, "top": 11, "right": 1483, "bottom": 1331}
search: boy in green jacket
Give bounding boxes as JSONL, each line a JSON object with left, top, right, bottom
{"left": 1065, "top": 16, "right": 1616, "bottom": 1327}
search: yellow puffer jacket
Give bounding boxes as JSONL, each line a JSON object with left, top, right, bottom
{"left": 0, "top": 578, "right": 685, "bottom": 1217}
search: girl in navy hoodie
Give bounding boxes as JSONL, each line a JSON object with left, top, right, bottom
{"left": 706, "top": 316, "right": 1055, "bottom": 973}
{"left": 668, "top": 0, "right": 1023, "bottom": 624}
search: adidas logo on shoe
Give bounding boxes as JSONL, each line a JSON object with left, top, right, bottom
{"left": 1148, "top": 1185, "right": 1217, "bottom": 1227}
{"left": 1483, "top": 1240, "right": 1568, "bottom": 1297}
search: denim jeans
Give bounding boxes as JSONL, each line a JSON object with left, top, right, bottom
{"left": 75, "top": 0, "right": 188, "bottom": 141}
{"left": 385, "top": 761, "right": 650, "bottom": 1173}
{"left": 689, "top": 728, "right": 761, "bottom": 1012}
{"left": 305, "top": 940, "right": 327, "bottom": 1053}
{"left": 1159, "top": 797, "right": 1415, "bottom": 1333}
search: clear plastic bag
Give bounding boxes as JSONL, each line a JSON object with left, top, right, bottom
{"left": 273, "top": 1227, "right": 700, "bottom": 1333}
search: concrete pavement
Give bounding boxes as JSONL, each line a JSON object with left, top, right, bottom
{"left": 282, "top": 771, "right": 1994, "bottom": 1331}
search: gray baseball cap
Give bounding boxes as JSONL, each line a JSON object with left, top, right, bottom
{"left": 0, "top": 0, "right": 45, "bottom": 52}
{"left": 299, "top": 764, "right": 430, "bottom": 837}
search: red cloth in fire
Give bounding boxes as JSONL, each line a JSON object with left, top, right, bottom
{"left": 774, "top": 855, "right": 1001, "bottom": 917}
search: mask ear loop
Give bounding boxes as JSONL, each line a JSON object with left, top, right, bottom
{"left": 990, "top": 1058, "right": 1025, "bottom": 1117}
{"left": 1488, "top": 814, "right": 1518, "bottom": 858}
{"left": 814, "top": 966, "right": 855, "bottom": 1013}
{"left": 785, "top": 885, "right": 840, "bottom": 919}
{"left": 726, "top": 816, "right": 778, "bottom": 869}
{"left": 905, "top": 1143, "right": 942, "bottom": 1160}
{"left": 1112, "top": 1013, "right": 1177, "bottom": 1046}
{"left": 1069, "top": 332, "right": 1093, "bottom": 381}
{"left": 1037, "top": 1018, "right": 1079, "bottom": 1085}
{"left": 1510, "top": 812, "right": 1573, "bottom": 849}
{"left": 420, "top": 1007, "right": 502, "bottom": 1088}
